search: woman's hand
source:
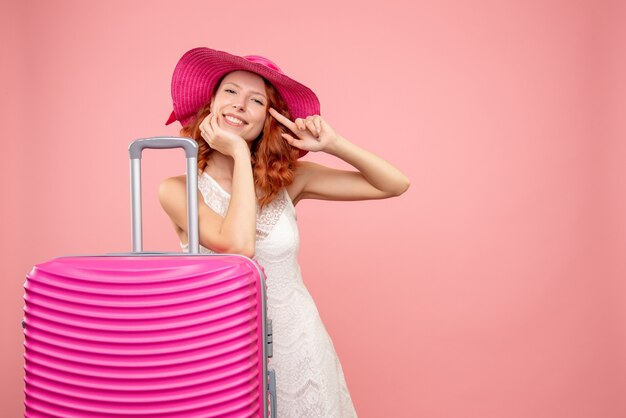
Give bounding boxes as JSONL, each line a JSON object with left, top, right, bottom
{"left": 269, "top": 108, "right": 340, "bottom": 153}
{"left": 199, "top": 113, "right": 250, "bottom": 158}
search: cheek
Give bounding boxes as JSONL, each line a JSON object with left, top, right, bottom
{"left": 252, "top": 112, "right": 267, "bottom": 131}
{"left": 251, "top": 122, "right": 265, "bottom": 137}
{"left": 212, "top": 98, "right": 224, "bottom": 112}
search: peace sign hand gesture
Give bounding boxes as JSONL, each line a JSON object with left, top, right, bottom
{"left": 269, "top": 108, "right": 340, "bottom": 153}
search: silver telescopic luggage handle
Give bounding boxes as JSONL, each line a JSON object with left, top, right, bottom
{"left": 128, "top": 137, "right": 199, "bottom": 254}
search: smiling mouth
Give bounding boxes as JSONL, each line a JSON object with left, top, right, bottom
{"left": 223, "top": 115, "right": 247, "bottom": 126}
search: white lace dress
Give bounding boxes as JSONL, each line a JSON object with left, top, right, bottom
{"left": 180, "top": 171, "right": 358, "bottom": 418}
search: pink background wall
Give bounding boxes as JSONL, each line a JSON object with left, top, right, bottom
{"left": 2, "top": 0, "right": 625, "bottom": 417}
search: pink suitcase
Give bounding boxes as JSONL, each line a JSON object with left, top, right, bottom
{"left": 23, "top": 137, "right": 276, "bottom": 417}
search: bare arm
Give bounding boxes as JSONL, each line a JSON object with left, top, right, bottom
{"left": 159, "top": 114, "right": 257, "bottom": 257}
{"left": 270, "top": 108, "right": 410, "bottom": 203}
{"left": 219, "top": 146, "right": 256, "bottom": 253}
{"left": 158, "top": 152, "right": 255, "bottom": 256}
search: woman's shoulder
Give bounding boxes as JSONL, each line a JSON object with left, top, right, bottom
{"left": 159, "top": 174, "right": 187, "bottom": 190}
{"left": 158, "top": 174, "right": 187, "bottom": 206}
{"left": 285, "top": 160, "right": 322, "bottom": 205}
{"left": 293, "top": 160, "right": 328, "bottom": 178}
{"left": 157, "top": 175, "right": 190, "bottom": 235}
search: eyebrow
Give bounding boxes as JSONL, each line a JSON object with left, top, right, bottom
{"left": 222, "top": 82, "right": 267, "bottom": 99}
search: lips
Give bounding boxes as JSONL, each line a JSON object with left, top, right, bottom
{"left": 223, "top": 113, "right": 248, "bottom": 126}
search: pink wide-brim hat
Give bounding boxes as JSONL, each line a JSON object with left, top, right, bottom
{"left": 166, "top": 47, "right": 321, "bottom": 134}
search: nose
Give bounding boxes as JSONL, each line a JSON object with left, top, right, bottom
{"left": 232, "top": 100, "right": 246, "bottom": 111}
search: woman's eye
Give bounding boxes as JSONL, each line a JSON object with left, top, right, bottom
{"left": 253, "top": 98, "right": 265, "bottom": 106}
{"left": 225, "top": 88, "right": 236, "bottom": 94}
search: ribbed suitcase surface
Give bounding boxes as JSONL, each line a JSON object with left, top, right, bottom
{"left": 24, "top": 254, "right": 268, "bottom": 417}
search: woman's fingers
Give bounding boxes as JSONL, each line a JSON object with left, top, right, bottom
{"left": 209, "top": 113, "right": 219, "bottom": 131}
{"left": 201, "top": 114, "right": 211, "bottom": 133}
{"left": 305, "top": 118, "right": 319, "bottom": 138}
{"left": 200, "top": 114, "right": 217, "bottom": 147}
{"left": 313, "top": 117, "right": 322, "bottom": 135}
{"left": 280, "top": 133, "right": 304, "bottom": 149}
{"left": 295, "top": 118, "right": 306, "bottom": 132}
{"left": 269, "top": 108, "right": 298, "bottom": 133}
{"left": 270, "top": 107, "right": 323, "bottom": 139}
{"left": 200, "top": 124, "right": 209, "bottom": 141}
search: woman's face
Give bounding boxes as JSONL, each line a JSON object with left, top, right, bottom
{"left": 210, "top": 70, "right": 268, "bottom": 142}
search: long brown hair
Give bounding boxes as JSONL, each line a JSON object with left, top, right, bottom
{"left": 179, "top": 76, "right": 300, "bottom": 208}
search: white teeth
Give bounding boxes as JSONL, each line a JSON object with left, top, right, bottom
{"left": 225, "top": 115, "right": 245, "bottom": 125}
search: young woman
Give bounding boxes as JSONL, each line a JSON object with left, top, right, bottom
{"left": 159, "top": 47, "right": 409, "bottom": 417}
